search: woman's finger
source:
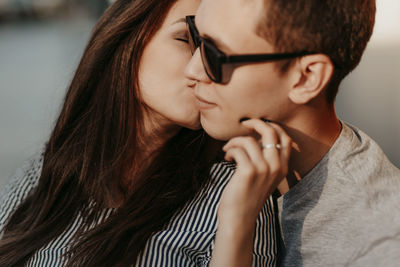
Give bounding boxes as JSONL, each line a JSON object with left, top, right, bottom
{"left": 241, "top": 119, "right": 281, "bottom": 174}
{"left": 223, "top": 136, "right": 269, "bottom": 175}
{"left": 224, "top": 147, "right": 256, "bottom": 178}
{"left": 267, "top": 122, "right": 293, "bottom": 175}
{"left": 225, "top": 146, "right": 250, "bottom": 165}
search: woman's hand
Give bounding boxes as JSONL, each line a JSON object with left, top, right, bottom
{"left": 210, "top": 119, "right": 292, "bottom": 267}
{"left": 219, "top": 119, "right": 292, "bottom": 224}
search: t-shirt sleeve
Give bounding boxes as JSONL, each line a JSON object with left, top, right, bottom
{"left": 0, "top": 150, "right": 44, "bottom": 232}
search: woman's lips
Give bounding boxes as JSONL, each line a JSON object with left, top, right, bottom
{"left": 195, "top": 95, "right": 217, "bottom": 110}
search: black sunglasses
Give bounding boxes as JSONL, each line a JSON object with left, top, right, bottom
{"left": 186, "top": 16, "right": 316, "bottom": 84}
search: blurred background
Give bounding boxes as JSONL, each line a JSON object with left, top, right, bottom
{"left": 0, "top": 0, "right": 399, "bottom": 188}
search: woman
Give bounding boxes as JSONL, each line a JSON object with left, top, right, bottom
{"left": 0, "top": 0, "right": 280, "bottom": 266}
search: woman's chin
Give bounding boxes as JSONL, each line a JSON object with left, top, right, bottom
{"left": 178, "top": 117, "right": 202, "bottom": 130}
{"left": 184, "top": 121, "right": 202, "bottom": 130}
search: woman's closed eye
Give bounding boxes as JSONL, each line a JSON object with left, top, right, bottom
{"left": 172, "top": 30, "right": 189, "bottom": 43}
{"left": 175, "top": 37, "right": 189, "bottom": 43}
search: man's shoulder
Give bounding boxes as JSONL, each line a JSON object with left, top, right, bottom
{"left": 323, "top": 123, "right": 400, "bottom": 211}
{"left": 281, "top": 123, "right": 400, "bottom": 266}
{"left": 326, "top": 122, "right": 400, "bottom": 185}
{"left": 282, "top": 121, "right": 400, "bottom": 221}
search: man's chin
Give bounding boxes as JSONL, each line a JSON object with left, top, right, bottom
{"left": 200, "top": 120, "right": 242, "bottom": 141}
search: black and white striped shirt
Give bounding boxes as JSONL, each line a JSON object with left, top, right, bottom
{"left": 0, "top": 151, "right": 278, "bottom": 266}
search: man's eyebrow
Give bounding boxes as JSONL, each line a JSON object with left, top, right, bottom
{"left": 192, "top": 16, "right": 233, "bottom": 53}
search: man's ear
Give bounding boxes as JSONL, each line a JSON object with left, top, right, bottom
{"left": 288, "top": 54, "right": 334, "bottom": 104}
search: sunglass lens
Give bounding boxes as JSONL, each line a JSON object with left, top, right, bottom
{"left": 201, "top": 42, "right": 221, "bottom": 83}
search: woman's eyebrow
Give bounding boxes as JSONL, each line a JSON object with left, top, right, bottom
{"left": 171, "top": 18, "right": 186, "bottom": 25}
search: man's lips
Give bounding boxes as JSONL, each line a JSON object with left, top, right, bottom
{"left": 194, "top": 94, "right": 217, "bottom": 110}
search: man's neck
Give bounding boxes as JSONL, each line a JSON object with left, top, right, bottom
{"left": 278, "top": 104, "right": 342, "bottom": 195}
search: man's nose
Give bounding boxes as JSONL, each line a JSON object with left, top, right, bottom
{"left": 184, "top": 48, "right": 211, "bottom": 84}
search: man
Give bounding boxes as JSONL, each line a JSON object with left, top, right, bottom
{"left": 185, "top": 0, "right": 400, "bottom": 266}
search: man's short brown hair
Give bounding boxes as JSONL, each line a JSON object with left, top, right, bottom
{"left": 256, "top": 0, "right": 376, "bottom": 103}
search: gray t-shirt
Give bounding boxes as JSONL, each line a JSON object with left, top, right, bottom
{"left": 278, "top": 122, "right": 400, "bottom": 266}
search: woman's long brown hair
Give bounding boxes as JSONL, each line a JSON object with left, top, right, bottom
{"left": 0, "top": 0, "right": 221, "bottom": 265}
